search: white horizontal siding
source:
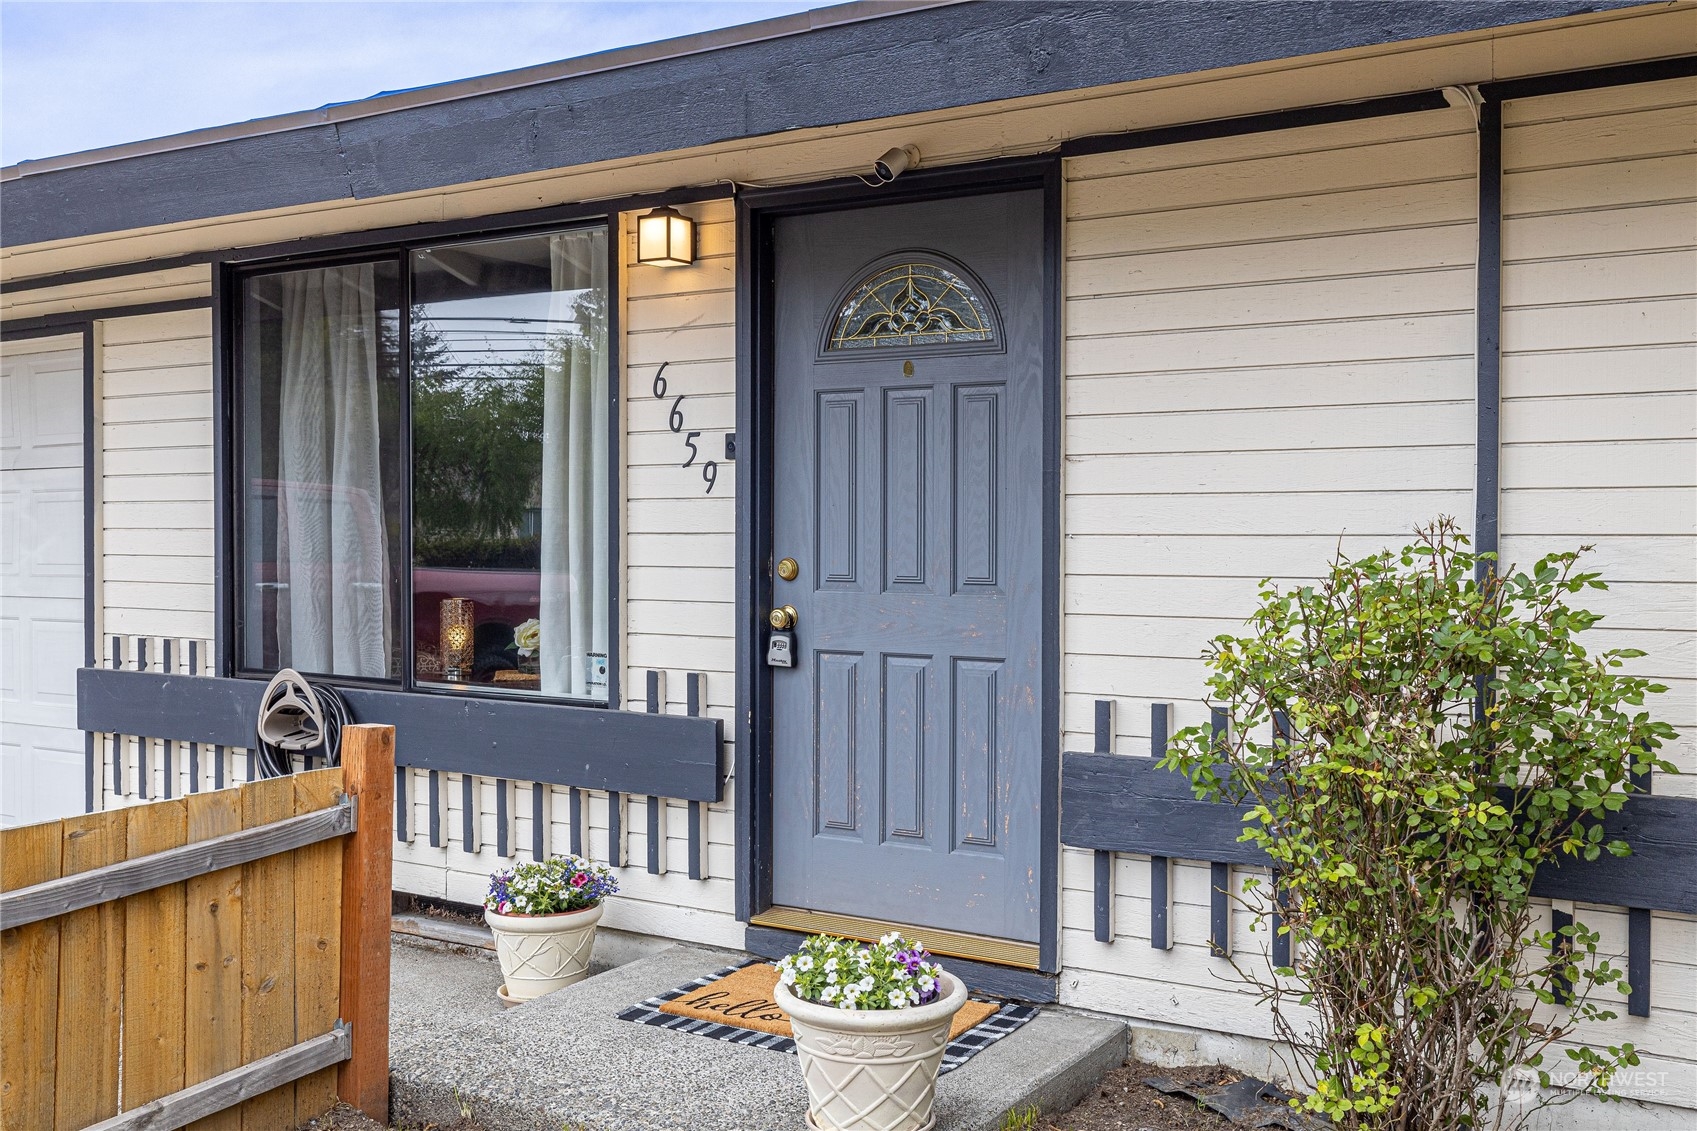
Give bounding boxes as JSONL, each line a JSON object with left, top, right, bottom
{"left": 1500, "top": 76, "right": 1697, "bottom": 792}
{"left": 1496, "top": 78, "right": 1697, "bottom": 1108}
{"left": 1057, "top": 105, "right": 1489, "bottom": 1041}
{"left": 99, "top": 309, "right": 215, "bottom": 640}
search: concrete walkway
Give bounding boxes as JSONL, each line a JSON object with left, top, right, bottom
{"left": 389, "top": 939, "right": 1127, "bottom": 1131}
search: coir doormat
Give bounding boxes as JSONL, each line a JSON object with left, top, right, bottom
{"left": 615, "top": 960, "right": 1037, "bottom": 1074}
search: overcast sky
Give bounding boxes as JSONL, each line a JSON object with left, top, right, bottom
{"left": 1, "top": 0, "right": 822, "bottom": 166}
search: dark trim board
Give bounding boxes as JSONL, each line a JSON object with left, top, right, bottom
{"left": 1, "top": 184, "right": 732, "bottom": 296}
{"left": 81, "top": 323, "right": 96, "bottom": 810}
{"left": 0, "top": 296, "right": 211, "bottom": 336}
{"left": 1474, "top": 93, "right": 1503, "bottom": 568}
{"left": 5, "top": 2, "right": 1642, "bottom": 248}
{"left": 1480, "top": 53, "right": 1697, "bottom": 102}
{"left": 733, "top": 154, "right": 1064, "bottom": 973}
{"left": 731, "top": 188, "right": 773, "bottom": 922}
{"left": 602, "top": 212, "right": 624, "bottom": 710}
{"left": 742, "top": 925, "right": 1058, "bottom": 1004}
{"left": 211, "top": 264, "right": 232, "bottom": 677}
{"left": 217, "top": 185, "right": 729, "bottom": 273}
{"left": 77, "top": 667, "right": 723, "bottom": 801}
{"left": 1037, "top": 158, "right": 1064, "bottom": 975}
{"left": 1, "top": 250, "right": 214, "bottom": 296}
{"left": 1058, "top": 89, "right": 1449, "bottom": 158}
{"left": 0, "top": 321, "right": 92, "bottom": 343}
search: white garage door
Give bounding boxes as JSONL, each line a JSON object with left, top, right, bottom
{"left": 1, "top": 336, "right": 86, "bottom": 827}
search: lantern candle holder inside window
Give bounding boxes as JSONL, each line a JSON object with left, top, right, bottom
{"left": 440, "top": 598, "right": 475, "bottom": 681}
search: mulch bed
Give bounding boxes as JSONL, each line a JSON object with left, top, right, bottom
{"left": 1043, "top": 1059, "right": 1260, "bottom": 1131}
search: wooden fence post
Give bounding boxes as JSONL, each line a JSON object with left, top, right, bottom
{"left": 336, "top": 725, "right": 394, "bottom": 1121}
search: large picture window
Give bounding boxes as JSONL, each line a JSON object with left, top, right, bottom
{"left": 236, "top": 223, "right": 612, "bottom": 704}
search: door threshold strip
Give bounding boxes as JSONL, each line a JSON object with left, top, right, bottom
{"left": 750, "top": 905, "right": 1040, "bottom": 970}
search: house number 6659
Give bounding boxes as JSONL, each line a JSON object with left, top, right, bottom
{"left": 652, "top": 361, "right": 718, "bottom": 494}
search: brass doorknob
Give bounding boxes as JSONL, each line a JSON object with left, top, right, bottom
{"left": 768, "top": 605, "right": 798, "bottom": 630}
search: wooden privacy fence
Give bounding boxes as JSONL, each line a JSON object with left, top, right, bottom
{"left": 0, "top": 724, "right": 394, "bottom": 1131}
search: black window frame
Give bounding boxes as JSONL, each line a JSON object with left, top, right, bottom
{"left": 219, "top": 215, "right": 621, "bottom": 710}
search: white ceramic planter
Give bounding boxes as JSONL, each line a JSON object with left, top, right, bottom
{"left": 775, "top": 971, "right": 968, "bottom": 1131}
{"left": 484, "top": 901, "right": 603, "bottom": 1001}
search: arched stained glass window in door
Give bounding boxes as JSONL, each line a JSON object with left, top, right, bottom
{"left": 825, "top": 259, "right": 995, "bottom": 350}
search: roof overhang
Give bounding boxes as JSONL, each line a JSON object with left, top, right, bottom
{"left": 0, "top": 0, "right": 1655, "bottom": 249}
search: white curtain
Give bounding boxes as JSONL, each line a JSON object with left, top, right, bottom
{"left": 275, "top": 264, "right": 390, "bottom": 677}
{"left": 538, "top": 232, "right": 608, "bottom": 697}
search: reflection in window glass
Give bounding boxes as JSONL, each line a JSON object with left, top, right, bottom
{"left": 239, "top": 260, "right": 403, "bottom": 679}
{"left": 410, "top": 228, "right": 609, "bottom": 701}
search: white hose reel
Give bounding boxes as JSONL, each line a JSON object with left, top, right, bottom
{"left": 257, "top": 667, "right": 326, "bottom": 752}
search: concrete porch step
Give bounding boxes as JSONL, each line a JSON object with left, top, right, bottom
{"left": 389, "top": 940, "right": 1127, "bottom": 1131}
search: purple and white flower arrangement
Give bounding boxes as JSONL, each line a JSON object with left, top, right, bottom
{"left": 485, "top": 854, "right": 617, "bottom": 916}
{"left": 776, "top": 931, "right": 945, "bottom": 1010}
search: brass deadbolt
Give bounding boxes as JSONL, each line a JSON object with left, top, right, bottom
{"left": 768, "top": 605, "right": 798, "bottom": 630}
{"left": 777, "top": 557, "right": 800, "bottom": 581}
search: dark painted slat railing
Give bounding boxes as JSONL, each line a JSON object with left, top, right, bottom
{"left": 79, "top": 664, "right": 723, "bottom": 801}
{"left": 1207, "top": 708, "right": 1231, "bottom": 956}
{"left": 1062, "top": 705, "right": 1697, "bottom": 1016}
{"left": 569, "top": 787, "right": 584, "bottom": 856}
{"left": 88, "top": 651, "right": 729, "bottom": 896}
{"left": 1628, "top": 908, "right": 1651, "bottom": 1018}
{"left": 1092, "top": 698, "right": 1114, "bottom": 943}
{"left": 395, "top": 765, "right": 410, "bottom": 842}
{"left": 136, "top": 638, "right": 151, "bottom": 799}
{"left": 496, "top": 778, "right": 512, "bottom": 858}
{"left": 531, "top": 782, "right": 547, "bottom": 861}
{"left": 187, "top": 641, "right": 202, "bottom": 793}
{"left": 1270, "top": 872, "right": 1291, "bottom": 969}
{"left": 1150, "top": 702, "right": 1173, "bottom": 951}
{"left": 686, "top": 672, "right": 709, "bottom": 881}
{"left": 461, "top": 773, "right": 477, "bottom": 854}
{"left": 1551, "top": 903, "right": 1575, "bottom": 1005}
{"left": 161, "top": 639, "right": 175, "bottom": 799}
{"left": 646, "top": 670, "right": 665, "bottom": 875}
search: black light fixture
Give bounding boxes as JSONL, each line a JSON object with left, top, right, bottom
{"left": 636, "top": 205, "right": 696, "bottom": 267}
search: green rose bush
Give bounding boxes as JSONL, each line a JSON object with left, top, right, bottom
{"left": 1159, "top": 518, "right": 1676, "bottom": 1129}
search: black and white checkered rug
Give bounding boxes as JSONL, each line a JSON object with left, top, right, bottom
{"left": 614, "top": 960, "right": 1039, "bottom": 1074}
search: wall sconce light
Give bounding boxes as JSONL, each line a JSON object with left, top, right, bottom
{"left": 440, "top": 598, "right": 475, "bottom": 681}
{"left": 636, "top": 205, "right": 695, "bottom": 267}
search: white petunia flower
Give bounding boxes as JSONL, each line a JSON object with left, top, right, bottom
{"left": 797, "top": 955, "right": 814, "bottom": 971}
